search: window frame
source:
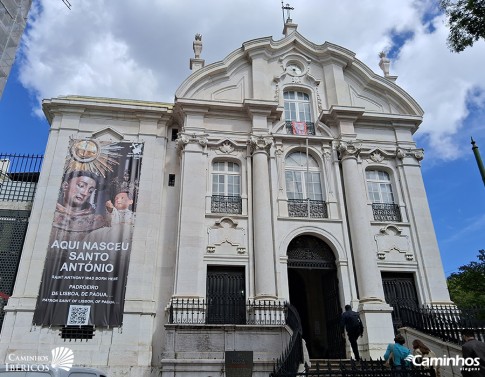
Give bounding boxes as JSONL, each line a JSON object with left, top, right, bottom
{"left": 211, "top": 161, "right": 241, "bottom": 197}
{"left": 365, "top": 170, "right": 395, "bottom": 204}
{"left": 285, "top": 151, "right": 324, "bottom": 201}
{"left": 365, "top": 169, "right": 402, "bottom": 222}
{"left": 283, "top": 90, "right": 312, "bottom": 123}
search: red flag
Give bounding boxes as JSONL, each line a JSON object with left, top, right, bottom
{"left": 292, "top": 121, "right": 307, "bottom": 135}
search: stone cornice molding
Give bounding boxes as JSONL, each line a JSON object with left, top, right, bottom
{"left": 320, "top": 106, "right": 365, "bottom": 126}
{"left": 243, "top": 99, "right": 282, "bottom": 122}
{"left": 249, "top": 135, "right": 273, "bottom": 154}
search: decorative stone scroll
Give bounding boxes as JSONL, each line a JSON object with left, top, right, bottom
{"left": 176, "top": 132, "right": 208, "bottom": 150}
{"left": 207, "top": 217, "right": 246, "bottom": 254}
{"left": 374, "top": 225, "right": 413, "bottom": 261}
{"left": 396, "top": 147, "right": 424, "bottom": 161}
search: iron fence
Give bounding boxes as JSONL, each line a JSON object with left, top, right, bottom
{"left": 399, "top": 304, "right": 485, "bottom": 344}
{"left": 168, "top": 298, "right": 286, "bottom": 325}
{"left": 0, "top": 153, "right": 43, "bottom": 202}
{"left": 276, "top": 359, "right": 436, "bottom": 377}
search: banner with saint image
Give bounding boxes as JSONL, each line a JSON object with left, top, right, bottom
{"left": 33, "top": 139, "right": 143, "bottom": 327}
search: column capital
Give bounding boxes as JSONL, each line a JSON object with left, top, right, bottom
{"left": 176, "top": 132, "right": 208, "bottom": 151}
{"left": 337, "top": 140, "right": 361, "bottom": 160}
{"left": 249, "top": 135, "right": 273, "bottom": 154}
{"left": 396, "top": 147, "right": 424, "bottom": 162}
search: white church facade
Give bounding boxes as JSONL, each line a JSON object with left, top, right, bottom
{"left": 0, "top": 20, "right": 452, "bottom": 377}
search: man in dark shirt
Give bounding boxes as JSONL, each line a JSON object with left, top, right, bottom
{"left": 340, "top": 304, "right": 364, "bottom": 361}
{"left": 461, "top": 329, "right": 485, "bottom": 377}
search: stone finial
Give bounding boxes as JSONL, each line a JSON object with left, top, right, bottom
{"left": 190, "top": 33, "right": 205, "bottom": 72}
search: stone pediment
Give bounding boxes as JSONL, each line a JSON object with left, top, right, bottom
{"left": 91, "top": 127, "right": 124, "bottom": 141}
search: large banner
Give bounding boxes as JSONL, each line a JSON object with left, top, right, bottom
{"left": 33, "top": 139, "right": 143, "bottom": 327}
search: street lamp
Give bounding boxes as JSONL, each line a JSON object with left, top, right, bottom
{"left": 471, "top": 137, "right": 485, "bottom": 186}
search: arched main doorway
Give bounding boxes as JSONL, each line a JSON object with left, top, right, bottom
{"left": 287, "top": 235, "right": 345, "bottom": 359}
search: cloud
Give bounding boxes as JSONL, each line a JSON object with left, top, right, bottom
{"left": 18, "top": 0, "right": 485, "bottom": 161}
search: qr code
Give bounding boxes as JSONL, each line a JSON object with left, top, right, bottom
{"left": 67, "top": 305, "right": 91, "bottom": 325}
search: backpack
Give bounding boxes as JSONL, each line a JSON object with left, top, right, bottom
{"left": 347, "top": 312, "right": 364, "bottom": 334}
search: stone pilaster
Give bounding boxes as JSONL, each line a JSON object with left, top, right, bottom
{"left": 396, "top": 148, "right": 452, "bottom": 304}
{"left": 173, "top": 132, "right": 208, "bottom": 297}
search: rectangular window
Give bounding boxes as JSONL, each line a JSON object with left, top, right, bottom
{"left": 171, "top": 129, "right": 178, "bottom": 141}
{"left": 168, "top": 174, "right": 175, "bottom": 187}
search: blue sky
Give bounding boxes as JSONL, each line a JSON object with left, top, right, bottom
{"left": 0, "top": 0, "right": 484, "bottom": 276}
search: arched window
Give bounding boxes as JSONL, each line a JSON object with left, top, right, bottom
{"left": 284, "top": 90, "right": 315, "bottom": 135}
{"left": 285, "top": 151, "right": 327, "bottom": 218}
{"left": 211, "top": 161, "right": 242, "bottom": 214}
{"left": 366, "top": 170, "right": 401, "bottom": 221}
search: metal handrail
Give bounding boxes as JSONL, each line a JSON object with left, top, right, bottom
{"left": 398, "top": 304, "right": 485, "bottom": 344}
{"left": 271, "top": 303, "right": 303, "bottom": 376}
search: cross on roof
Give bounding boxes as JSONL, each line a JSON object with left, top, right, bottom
{"left": 282, "top": 2, "right": 294, "bottom": 22}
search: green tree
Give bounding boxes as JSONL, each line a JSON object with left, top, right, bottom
{"left": 447, "top": 249, "right": 485, "bottom": 308}
{"left": 440, "top": 0, "right": 485, "bottom": 52}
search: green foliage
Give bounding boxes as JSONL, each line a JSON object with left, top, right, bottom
{"left": 440, "top": 0, "right": 485, "bottom": 52}
{"left": 447, "top": 249, "right": 485, "bottom": 308}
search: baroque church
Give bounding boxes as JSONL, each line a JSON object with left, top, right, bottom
{"left": 0, "top": 17, "right": 452, "bottom": 377}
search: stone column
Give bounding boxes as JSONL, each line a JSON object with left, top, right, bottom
{"left": 250, "top": 135, "right": 277, "bottom": 299}
{"left": 338, "top": 141, "right": 385, "bottom": 301}
{"left": 338, "top": 140, "right": 394, "bottom": 359}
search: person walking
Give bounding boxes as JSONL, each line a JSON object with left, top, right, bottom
{"left": 412, "top": 339, "right": 440, "bottom": 377}
{"left": 340, "top": 304, "right": 364, "bottom": 360}
{"left": 384, "top": 334, "right": 411, "bottom": 371}
{"left": 461, "top": 329, "right": 485, "bottom": 377}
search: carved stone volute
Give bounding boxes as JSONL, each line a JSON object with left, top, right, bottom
{"left": 249, "top": 135, "right": 273, "bottom": 154}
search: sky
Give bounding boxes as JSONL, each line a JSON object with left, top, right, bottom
{"left": 0, "top": 0, "right": 484, "bottom": 276}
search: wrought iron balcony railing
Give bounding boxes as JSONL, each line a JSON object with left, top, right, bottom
{"left": 0, "top": 154, "right": 43, "bottom": 202}
{"left": 288, "top": 199, "right": 328, "bottom": 218}
{"left": 371, "top": 203, "right": 402, "bottom": 222}
{"left": 285, "top": 121, "right": 315, "bottom": 135}
{"left": 168, "top": 298, "right": 286, "bottom": 325}
{"left": 211, "top": 195, "right": 242, "bottom": 214}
